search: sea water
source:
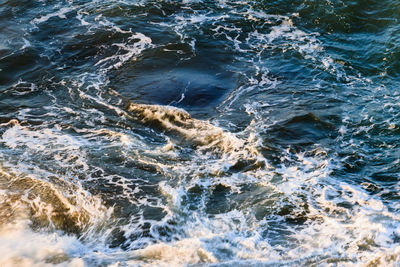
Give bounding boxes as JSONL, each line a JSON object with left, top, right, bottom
{"left": 0, "top": 0, "right": 399, "bottom": 266}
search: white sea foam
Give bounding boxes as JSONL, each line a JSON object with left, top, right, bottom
{"left": 95, "top": 32, "right": 153, "bottom": 70}
{"left": 0, "top": 162, "right": 116, "bottom": 266}
{"left": 4, "top": 80, "right": 38, "bottom": 96}
{"left": 2, "top": 123, "right": 81, "bottom": 151}
{"left": 151, "top": 143, "right": 400, "bottom": 265}
{"left": 0, "top": 214, "right": 86, "bottom": 267}
{"left": 128, "top": 238, "right": 217, "bottom": 266}
{"left": 31, "top": 7, "right": 77, "bottom": 25}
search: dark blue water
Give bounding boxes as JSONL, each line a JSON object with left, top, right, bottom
{"left": 0, "top": 0, "right": 399, "bottom": 266}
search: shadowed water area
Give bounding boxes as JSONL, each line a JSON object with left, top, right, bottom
{"left": 0, "top": 0, "right": 399, "bottom": 266}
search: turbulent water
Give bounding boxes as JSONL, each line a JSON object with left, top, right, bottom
{"left": 0, "top": 0, "right": 400, "bottom": 266}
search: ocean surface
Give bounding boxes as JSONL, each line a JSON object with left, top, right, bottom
{"left": 0, "top": 0, "right": 399, "bottom": 266}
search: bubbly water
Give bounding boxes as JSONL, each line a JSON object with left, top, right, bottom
{"left": 0, "top": 0, "right": 399, "bottom": 266}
